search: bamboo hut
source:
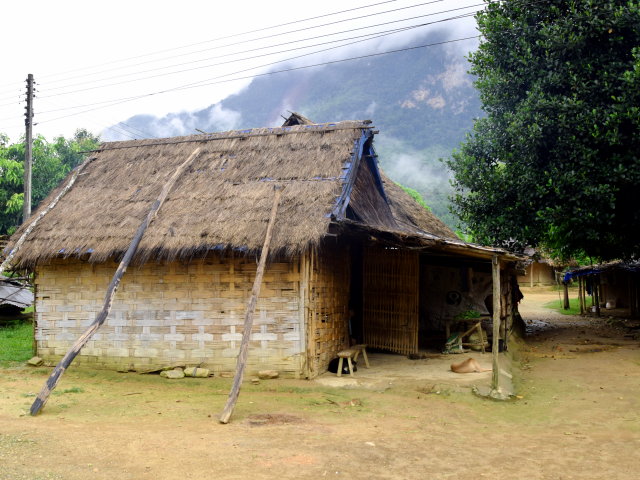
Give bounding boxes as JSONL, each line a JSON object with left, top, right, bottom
{"left": 5, "top": 117, "right": 523, "bottom": 378}
{"left": 564, "top": 261, "right": 640, "bottom": 317}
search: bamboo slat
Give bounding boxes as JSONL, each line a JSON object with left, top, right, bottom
{"left": 362, "top": 247, "right": 418, "bottom": 355}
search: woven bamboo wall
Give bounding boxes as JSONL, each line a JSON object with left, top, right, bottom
{"left": 304, "top": 244, "right": 351, "bottom": 378}
{"left": 363, "top": 247, "right": 419, "bottom": 355}
{"left": 34, "top": 254, "right": 305, "bottom": 376}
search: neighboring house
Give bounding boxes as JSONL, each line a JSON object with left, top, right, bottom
{"left": 518, "top": 249, "right": 558, "bottom": 287}
{"left": 0, "top": 279, "right": 33, "bottom": 312}
{"left": 564, "top": 261, "right": 640, "bottom": 317}
{"left": 6, "top": 117, "right": 523, "bottom": 377}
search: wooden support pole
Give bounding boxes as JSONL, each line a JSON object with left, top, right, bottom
{"left": 578, "top": 277, "right": 584, "bottom": 315}
{"left": 491, "top": 255, "right": 501, "bottom": 394}
{"left": 30, "top": 148, "right": 201, "bottom": 415}
{"left": 594, "top": 275, "right": 601, "bottom": 317}
{"left": 219, "top": 186, "right": 283, "bottom": 424}
{"left": 1, "top": 156, "right": 95, "bottom": 276}
{"left": 530, "top": 262, "right": 534, "bottom": 288}
{"left": 563, "top": 282, "right": 570, "bottom": 310}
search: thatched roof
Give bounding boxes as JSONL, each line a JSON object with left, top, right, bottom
{"left": 7, "top": 119, "right": 459, "bottom": 266}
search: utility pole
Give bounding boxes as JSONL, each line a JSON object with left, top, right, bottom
{"left": 23, "top": 73, "right": 34, "bottom": 222}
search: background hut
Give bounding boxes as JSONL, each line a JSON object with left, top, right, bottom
{"left": 564, "top": 261, "right": 640, "bottom": 317}
{"left": 5, "top": 118, "right": 522, "bottom": 377}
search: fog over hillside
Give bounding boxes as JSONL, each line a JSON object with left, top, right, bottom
{"left": 105, "top": 29, "right": 482, "bottom": 228}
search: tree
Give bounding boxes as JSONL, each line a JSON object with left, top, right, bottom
{"left": 447, "top": 0, "right": 640, "bottom": 261}
{"left": 0, "top": 130, "right": 100, "bottom": 234}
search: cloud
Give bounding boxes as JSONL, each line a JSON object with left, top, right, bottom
{"left": 207, "top": 104, "right": 242, "bottom": 131}
{"left": 102, "top": 104, "right": 242, "bottom": 140}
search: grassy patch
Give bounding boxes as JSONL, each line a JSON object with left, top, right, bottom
{"left": 0, "top": 321, "right": 33, "bottom": 366}
{"left": 543, "top": 297, "right": 582, "bottom": 315}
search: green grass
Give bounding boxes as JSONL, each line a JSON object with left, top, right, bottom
{"left": 543, "top": 297, "right": 582, "bottom": 315}
{"left": 0, "top": 321, "right": 34, "bottom": 366}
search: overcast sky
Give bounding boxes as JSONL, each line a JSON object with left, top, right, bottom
{"left": 0, "top": 0, "right": 481, "bottom": 142}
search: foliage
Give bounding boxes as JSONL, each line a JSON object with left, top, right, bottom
{"left": 447, "top": 0, "right": 640, "bottom": 261}
{"left": 0, "top": 321, "right": 33, "bottom": 366}
{"left": 0, "top": 129, "right": 100, "bottom": 234}
{"left": 454, "top": 309, "right": 481, "bottom": 320}
{"left": 396, "top": 182, "right": 432, "bottom": 211}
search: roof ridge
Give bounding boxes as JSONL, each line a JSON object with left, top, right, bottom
{"left": 94, "top": 120, "right": 374, "bottom": 152}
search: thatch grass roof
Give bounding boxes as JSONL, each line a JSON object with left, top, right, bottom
{"left": 7, "top": 120, "right": 458, "bottom": 266}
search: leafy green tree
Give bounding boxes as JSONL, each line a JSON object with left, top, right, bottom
{"left": 448, "top": 0, "right": 640, "bottom": 261}
{"left": 0, "top": 129, "right": 100, "bottom": 234}
{"left": 52, "top": 128, "right": 101, "bottom": 171}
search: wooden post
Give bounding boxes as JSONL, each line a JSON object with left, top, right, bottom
{"left": 563, "top": 282, "right": 570, "bottom": 310}
{"left": 219, "top": 186, "right": 283, "bottom": 424}
{"left": 594, "top": 275, "right": 601, "bottom": 317}
{"left": 578, "top": 277, "right": 584, "bottom": 315}
{"left": 491, "top": 255, "right": 501, "bottom": 394}
{"left": 530, "top": 262, "right": 534, "bottom": 288}
{"left": 30, "top": 148, "right": 201, "bottom": 415}
{"left": 1, "top": 156, "right": 95, "bottom": 276}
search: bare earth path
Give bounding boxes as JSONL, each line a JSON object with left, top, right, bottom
{"left": 1, "top": 288, "right": 639, "bottom": 479}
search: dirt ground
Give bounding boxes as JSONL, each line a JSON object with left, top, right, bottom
{"left": 1, "top": 287, "right": 639, "bottom": 480}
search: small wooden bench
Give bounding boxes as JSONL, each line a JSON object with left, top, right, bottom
{"left": 351, "top": 344, "right": 370, "bottom": 368}
{"left": 336, "top": 344, "right": 369, "bottom": 377}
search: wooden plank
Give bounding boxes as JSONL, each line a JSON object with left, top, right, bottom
{"left": 30, "top": 148, "right": 202, "bottom": 416}
{"left": 219, "top": 186, "right": 283, "bottom": 424}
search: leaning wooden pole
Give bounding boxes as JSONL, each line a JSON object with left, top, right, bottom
{"left": 30, "top": 147, "right": 201, "bottom": 416}
{"left": 220, "top": 186, "right": 283, "bottom": 424}
{"left": 491, "top": 255, "right": 501, "bottom": 395}
{"left": 0, "top": 156, "right": 95, "bottom": 276}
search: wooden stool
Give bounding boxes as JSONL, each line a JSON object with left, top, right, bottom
{"left": 352, "top": 344, "right": 369, "bottom": 368}
{"left": 336, "top": 349, "right": 357, "bottom": 377}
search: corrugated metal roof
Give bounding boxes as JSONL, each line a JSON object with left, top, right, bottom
{"left": 0, "top": 281, "right": 33, "bottom": 309}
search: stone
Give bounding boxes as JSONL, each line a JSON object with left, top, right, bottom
{"left": 258, "top": 370, "right": 279, "bottom": 379}
{"left": 184, "top": 367, "right": 210, "bottom": 378}
{"left": 251, "top": 377, "right": 260, "bottom": 385}
{"left": 27, "top": 357, "right": 43, "bottom": 367}
{"left": 160, "top": 368, "right": 185, "bottom": 379}
{"left": 219, "top": 372, "right": 234, "bottom": 378}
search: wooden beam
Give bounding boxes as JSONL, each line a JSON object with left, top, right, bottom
{"left": 0, "top": 156, "right": 95, "bottom": 276}
{"left": 219, "top": 186, "right": 283, "bottom": 424}
{"left": 491, "top": 255, "right": 501, "bottom": 394}
{"left": 30, "top": 148, "right": 202, "bottom": 416}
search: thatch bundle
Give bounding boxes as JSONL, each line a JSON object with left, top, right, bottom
{"left": 7, "top": 120, "right": 457, "bottom": 267}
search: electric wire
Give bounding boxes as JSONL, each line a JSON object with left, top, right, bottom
{"left": 0, "top": 0, "right": 466, "bottom": 101}
{"left": 27, "top": 0, "right": 406, "bottom": 85}
{"left": 35, "top": 34, "right": 480, "bottom": 126}
{"left": 38, "top": 11, "right": 477, "bottom": 109}
{"left": 36, "top": 1, "right": 449, "bottom": 88}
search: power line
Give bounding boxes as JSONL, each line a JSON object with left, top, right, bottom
{"left": 36, "top": 97, "right": 155, "bottom": 140}
{"left": 35, "top": 34, "right": 480, "bottom": 127}
{"left": 0, "top": 0, "right": 401, "bottom": 93}
{"left": 41, "top": 18, "right": 436, "bottom": 94}
{"left": 0, "top": 0, "right": 467, "bottom": 102}
{"left": 35, "top": 0, "right": 445, "bottom": 86}
{"left": 39, "top": 6, "right": 480, "bottom": 101}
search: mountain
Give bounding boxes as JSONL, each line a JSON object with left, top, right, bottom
{"left": 106, "top": 30, "right": 483, "bottom": 228}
